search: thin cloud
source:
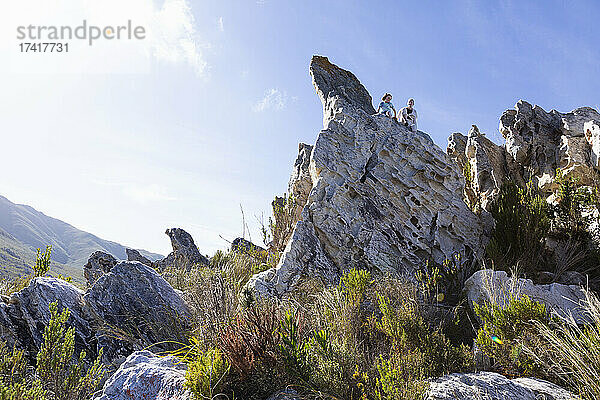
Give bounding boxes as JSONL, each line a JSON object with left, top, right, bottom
{"left": 252, "top": 88, "right": 288, "bottom": 112}
{"left": 218, "top": 16, "right": 224, "bottom": 32}
{"left": 122, "top": 183, "right": 177, "bottom": 204}
{"left": 150, "top": 0, "right": 207, "bottom": 76}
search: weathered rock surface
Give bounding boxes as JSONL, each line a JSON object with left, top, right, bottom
{"left": 126, "top": 248, "right": 153, "bottom": 267}
{"left": 85, "top": 261, "right": 192, "bottom": 363}
{"left": 247, "top": 56, "right": 491, "bottom": 298}
{"left": 155, "top": 228, "right": 209, "bottom": 271}
{"left": 288, "top": 143, "right": 314, "bottom": 220}
{"left": 447, "top": 125, "right": 507, "bottom": 211}
{"left": 464, "top": 269, "right": 588, "bottom": 323}
{"left": 427, "top": 371, "right": 576, "bottom": 400}
{"left": 0, "top": 277, "right": 96, "bottom": 362}
{"left": 449, "top": 101, "right": 600, "bottom": 210}
{"left": 96, "top": 350, "right": 191, "bottom": 400}
{"left": 84, "top": 251, "right": 118, "bottom": 287}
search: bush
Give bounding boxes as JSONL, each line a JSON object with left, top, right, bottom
{"left": 474, "top": 294, "right": 550, "bottom": 378}
{"left": 184, "top": 348, "right": 230, "bottom": 400}
{"left": 486, "top": 181, "right": 550, "bottom": 276}
{"left": 36, "top": 302, "right": 105, "bottom": 400}
{"left": 0, "top": 301, "right": 104, "bottom": 400}
{"left": 33, "top": 246, "right": 52, "bottom": 277}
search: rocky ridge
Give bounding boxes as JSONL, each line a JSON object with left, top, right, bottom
{"left": 247, "top": 56, "right": 491, "bottom": 298}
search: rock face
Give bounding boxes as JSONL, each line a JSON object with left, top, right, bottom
{"left": 427, "top": 371, "right": 576, "bottom": 400}
{"left": 247, "top": 56, "right": 491, "bottom": 298}
{"left": 448, "top": 101, "right": 600, "bottom": 210}
{"left": 96, "top": 351, "right": 191, "bottom": 400}
{"left": 155, "top": 228, "right": 209, "bottom": 271}
{"left": 83, "top": 251, "right": 118, "bottom": 287}
{"left": 464, "top": 269, "right": 588, "bottom": 323}
{"left": 85, "top": 261, "right": 192, "bottom": 363}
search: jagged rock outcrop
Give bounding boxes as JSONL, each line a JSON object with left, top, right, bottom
{"left": 85, "top": 261, "right": 192, "bottom": 363}
{"left": 126, "top": 248, "right": 153, "bottom": 267}
{"left": 449, "top": 101, "right": 600, "bottom": 210}
{"left": 96, "top": 351, "right": 191, "bottom": 400}
{"left": 427, "top": 371, "right": 576, "bottom": 400}
{"left": 447, "top": 125, "right": 507, "bottom": 211}
{"left": 464, "top": 269, "right": 588, "bottom": 324}
{"left": 84, "top": 251, "right": 118, "bottom": 287}
{"left": 155, "top": 228, "right": 209, "bottom": 271}
{"left": 247, "top": 56, "right": 491, "bottom": 298}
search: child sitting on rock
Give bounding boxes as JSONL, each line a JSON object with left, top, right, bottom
{"left": 400, "top": 98, "right": 418, "bottom": 132}
{"left": 377, "top": 93, "right": 397, "bottom": 119}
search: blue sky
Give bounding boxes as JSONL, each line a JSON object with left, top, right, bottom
{"left": 1, "top": 0, "right": 598, "bottom": 256}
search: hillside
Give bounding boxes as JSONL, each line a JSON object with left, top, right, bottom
{"left": 0, "top": 194, "right": 162, "bottom": 283}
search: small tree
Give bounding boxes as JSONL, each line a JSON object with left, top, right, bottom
{"left": 33, "top": 245, "right": 52, "bottom": 277}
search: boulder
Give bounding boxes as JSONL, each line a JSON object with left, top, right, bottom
{"left": 84, "top": 261, "right": 192, "bottom": 363}
{"left": 0, "top": 277, "right": 96, "bottom": 362}
{"left": 96, "top": 350, "right": 191, "bottom": 400}
{"left": 427, "top": 371, "right": 576, "bottom": 400}
{"left": 464, "top": 269, "right": 588, "bottom": 323}
{"left": 247, "top": 56, "right": 491, "bottom": 298}
{"left": 126, "top": 248, "right": 153, "bottom": 267}
{"left": 83, "top": 251, "right": 118, "bottom": 287}
{"left": 155, "top": 228, "right": 209, "bottom": 271}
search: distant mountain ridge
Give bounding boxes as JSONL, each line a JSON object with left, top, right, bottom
{"left": 0, "top": 194, "right": 162, "bottom": 283}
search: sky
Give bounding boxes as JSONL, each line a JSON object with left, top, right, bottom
{"left": 0, "top": 0, "right": 599, "bottom": 256}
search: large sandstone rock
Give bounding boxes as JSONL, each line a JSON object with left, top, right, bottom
{"left": 155, "top": 228, "right": 209, "bottom": 271}
{"left": 84, "top": 251, "right": 118, "bottom": 287}
{"left": 464, "top": 269, "right": 588, "bottom": 323}
{"left": 0, "top": 277, "right": 96, "bottom": 362}
{"left": 85, "top": 261, "right": 192, "bottom": 363}
{"left": 427, "top": 371, "right": 576, "bottom": 400}
{"left": 97, "top": 350, "right": 191, "bottom": 400}
{"left": 247, "top": 56, "right": 491, "bottom": 298}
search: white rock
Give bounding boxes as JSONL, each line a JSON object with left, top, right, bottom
{"left": 464, "top": 269, "right": 589, "bottom": 324}
{"left": 97, "top": 350, "right": 191, "bottom": 400}
{"left": 427, "top": 371, "right": 576, "bottom": 400}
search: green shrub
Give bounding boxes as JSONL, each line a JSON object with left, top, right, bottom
{"left": 36, "top": 302, "right": 105, "bottom": 400}
{"left": 474, "top": 294, "right": 549, "bottom": 377}
{"left": 184, "top": 348, "right": 230, "bottom": 400}
{"left": 486, "top": 181, "right": 550, "bottom": 276}
{"left": 552, "top": 169, "right": 594, "bottom": 238}
{"left": 339, "top": 267, "right": 372, "bottom": 305}
{"left": 375, "top": 354, "right": 428, "bottom": 400}
{"left": 33, "top": 245, "right": 52, "bottom": 277}
{"left": 0, "top": 381, "right": 46, "bottom": 400}
{"left": 277, "top": 309, "right": 310, "bottom": 382}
